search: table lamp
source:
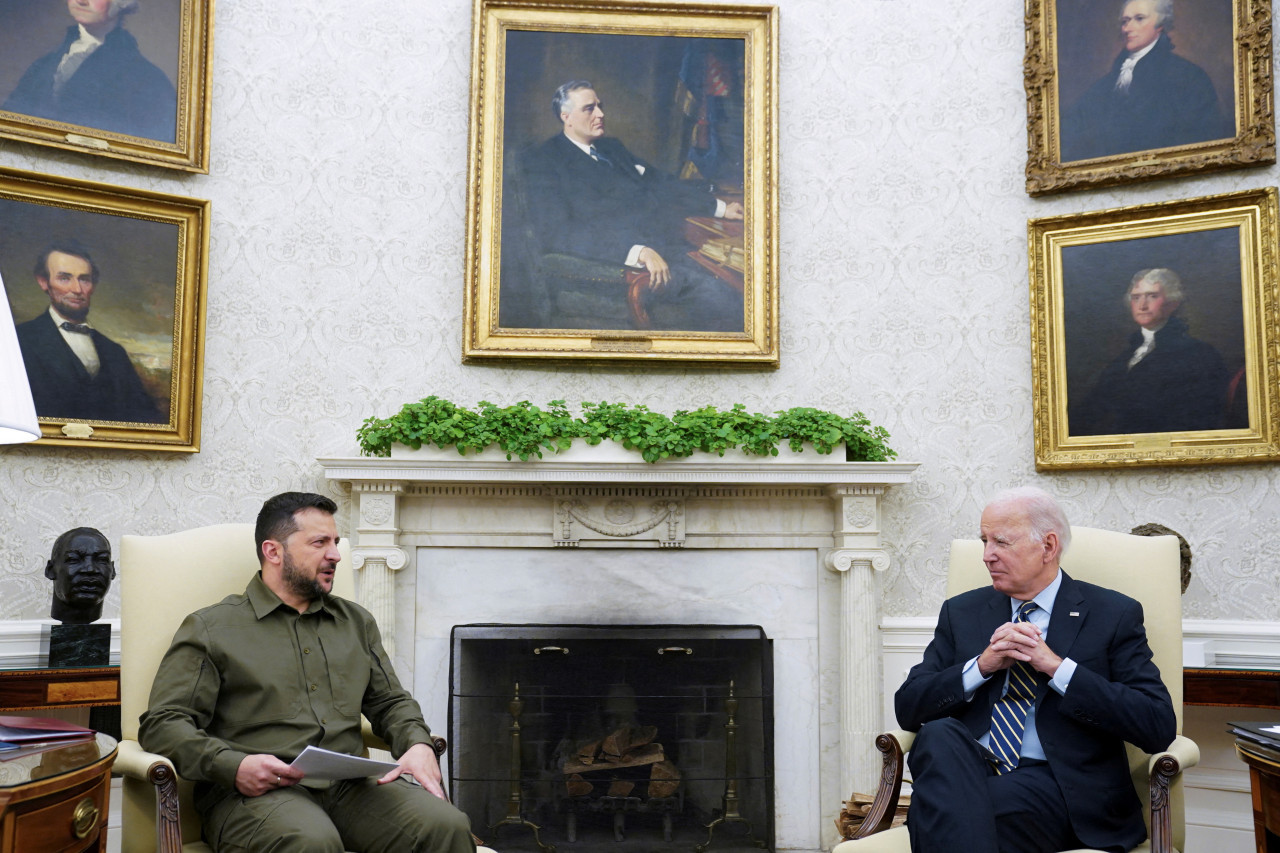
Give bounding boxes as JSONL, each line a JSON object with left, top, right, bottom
{"left": 0, "top": 268, "right": 40, "bottom": 443}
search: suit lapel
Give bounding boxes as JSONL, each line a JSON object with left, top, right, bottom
{"left": 1047, "top": 570, "right": 1086, "bottom": 664}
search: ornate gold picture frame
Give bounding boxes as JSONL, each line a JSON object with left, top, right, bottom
{"left": 0, "top": 167, "right": 210, "bottom": 451}
{"left": 1025, "top": 0, "right": 1273, "bottom": 195}
{"left": 1029, "top": 187, "right": 1279, "bottom": 470}
{"left": 462, "top": 0, "right": 779, "bottom": 366}
{"left": 0, "top": 0, "right": 214, "bottom": 173}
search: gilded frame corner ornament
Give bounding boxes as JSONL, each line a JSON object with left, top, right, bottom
{"left": 1024, "top": 0, "right": 1274, "bottom": 196}
{"left": 1028, "top": 186, "right": 1280, "bottom": 470}
{"left": 0, "top": 0, "right": 214, "bottom": 173}
{"left": 462, "top": 0, "right": 779, "bottom": 367}
{"left": 1, "top": 167, "right": 210, "bottom": 452}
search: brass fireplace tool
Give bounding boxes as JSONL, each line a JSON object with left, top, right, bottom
{"left": 488, "top": 682, "right": 556, "bottom": 853}
{"left": 696, "top": 680, "right": 766, "bottom": 851}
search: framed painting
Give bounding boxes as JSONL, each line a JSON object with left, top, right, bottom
{"left": 462, "top": 0, "right": 779, "bottom": 366}
{"left": 1024, "top": 0, "right": 1274, "bottom": 195}
{"left": 1028, "top": 187, "right": 1280, "bottom": 469}
{"left": 0, "top": 0, "right": 214, "bottom": 173}
{"left": 0, "top": 167, "right": 209, "bottom": 451}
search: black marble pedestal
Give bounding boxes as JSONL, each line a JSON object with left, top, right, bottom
{"left": 47, "top": 623, "right": 111, "bottom": 668}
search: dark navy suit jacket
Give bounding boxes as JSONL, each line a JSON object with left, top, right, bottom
{"left": 895, "top": 571, "right": 1175, "bottom": 851}
{"left": 16, "top": 311, "right": 162, "bottom": 424}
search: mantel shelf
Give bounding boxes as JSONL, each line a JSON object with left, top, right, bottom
{"left": 319, "top": 455, "right": 919, "bottom": 487}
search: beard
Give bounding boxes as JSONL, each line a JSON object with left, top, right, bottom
{"left": 281, "top": 551, "right": 330, "bottom": 603}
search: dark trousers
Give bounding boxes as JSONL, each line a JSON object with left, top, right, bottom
{"left": 906, "top": 718, "right": 1084, "bottom": 853}
{"left": 643, "top": 256, "right": 743, "bottom": 332}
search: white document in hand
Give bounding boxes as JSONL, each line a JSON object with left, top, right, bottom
{"left": 289, "top": 746, "right": 400, "bottom": 781}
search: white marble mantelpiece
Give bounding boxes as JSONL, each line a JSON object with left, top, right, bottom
{"left": 321, "top": 453, "right": 917, "bottom": 851}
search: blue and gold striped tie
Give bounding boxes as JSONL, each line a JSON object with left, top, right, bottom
{"left": 988, "top": 600, "right": 1042, "bottom": 774}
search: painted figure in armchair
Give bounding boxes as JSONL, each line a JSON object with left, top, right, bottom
{"left": 139, "top": 492, "right": 476, "bottom": 853}
{"left": 896, "top": 486, "right": 1175, "bottom": 853}
{"left": 46, "top": 526, "right": 115, "bottom": 624}
{"left": 518, "top": 79, "right": 745, "bottom": 332}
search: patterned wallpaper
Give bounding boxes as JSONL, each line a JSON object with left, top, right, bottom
{"left": 1, "top": 0, "right": 1277, "bottom": 623}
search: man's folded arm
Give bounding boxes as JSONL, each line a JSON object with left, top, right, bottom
{"left": 357, "top": 614, "right": 434, "bottom": 758}
{"left": 137, "top": 613, "right": 248, "bottom": 791}
{"left": 1054, "top": 601, "right": 1176, "bottom": 754}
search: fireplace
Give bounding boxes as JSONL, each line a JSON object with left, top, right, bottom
{"left": 321, "top": 454, "right": 917, "bottom": 852}
{"left": 449, "top": 624, "right": 774, "bottom": 852}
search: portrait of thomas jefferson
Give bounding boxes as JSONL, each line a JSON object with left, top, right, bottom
{"left": 1057, "top": 0, "right": 1234, "bottom": 162}
{"left": 1062, "top": 229, "right": 1247, "bottom": 438}
{"left": 0, "top": 0, "right": 179, "bottom": 142}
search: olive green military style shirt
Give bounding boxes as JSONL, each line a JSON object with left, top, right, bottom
{"left": 139, "top": 573, "right": 432, "bottom": 800}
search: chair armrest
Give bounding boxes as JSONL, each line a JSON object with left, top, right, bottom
{"left": 848, "top": 730, "right": 915, "bottom": 840}
{"left": 115, "top": 739, "right": 176, "bottom": 781}
{"left": 1147, "top": 735, "right": 1199, "bottom": 853}
{"left": 116, "top": 740, "right": 184, "bottom": 853}
{"left": 358, "top": 717, "right": 447, "bottom": 757}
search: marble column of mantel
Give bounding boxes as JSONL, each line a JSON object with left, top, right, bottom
{"left": 320, "top": 454, "right": 918, "bottom": 797}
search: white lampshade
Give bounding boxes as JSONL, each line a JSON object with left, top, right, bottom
{"left": 0, "top": 268, "right": 40, "bottom": 443}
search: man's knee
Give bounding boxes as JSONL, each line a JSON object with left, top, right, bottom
{"left": 909, "top": 718, "right": 980, "bottom": 774}
{"left": 404, "top": 802, "right": 474, "bottom": 850}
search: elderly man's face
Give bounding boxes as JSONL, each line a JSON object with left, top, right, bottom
{"left": 1128, "top": 278, "right": 1179, "bottom": 329}
{"left": 67, "top": 0, "right": 118, "bottom": 32}
{"left": 561, "top": 88, "right": 606, "bottom": 146}
{"left": 1120, "top": 0, "right": 1163, "bottom": 53}
{"left": 38, "top": 251, "right": 95, "bottom": 322}
{"left": 46, "top": 531, "right": 115, "bottom": 610}
{"left": 980, "top": 503, "right": 1059, "bottom": 600}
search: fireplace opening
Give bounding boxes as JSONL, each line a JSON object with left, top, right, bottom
{"left": 449, "top": 624, "right": 774, "bottom": 852}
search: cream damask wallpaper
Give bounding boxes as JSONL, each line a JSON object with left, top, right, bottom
{"left": 1, "top": 0, "right": 1277, "bottom": 623}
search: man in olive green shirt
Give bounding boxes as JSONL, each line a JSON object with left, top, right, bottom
{"left": 139, "top": 492, "right": 475, "bottom": 852}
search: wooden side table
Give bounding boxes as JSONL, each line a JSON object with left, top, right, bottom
{"left": 0, "top": 667, "right": 120, "bottom": 712}
{"left": 1235, "top": 737, "right": 1280, "bottom": 852}
{"left": 1186, "top": 668, "right": 1280, "bottom": 709}
{"left": 0, "top": 733, "right": 117, "bottom": 853}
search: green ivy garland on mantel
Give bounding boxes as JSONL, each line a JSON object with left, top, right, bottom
{"left": 358, "top": 397, "right": 896, "bottom": 463}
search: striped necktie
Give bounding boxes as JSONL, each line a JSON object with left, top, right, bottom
{"left": 988, "top": 600, "right": 1042, "bottom": 774}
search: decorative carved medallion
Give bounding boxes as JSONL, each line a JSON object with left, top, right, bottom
{"left": 554, "top": 497, "right": 685, "bottom": 547}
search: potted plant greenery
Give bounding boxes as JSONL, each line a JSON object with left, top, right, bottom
{"left": 357, "top": 397, "right": 896, "bottom": 463}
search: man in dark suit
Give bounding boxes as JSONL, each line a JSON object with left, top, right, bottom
{"left": 2, "top": 0, "right": 177, "bottom": 142}
{"left": 1060, "top": 0, "right": 1232, "bottom": 161}
{"left": 518, "top": 80, "right": 744, "bottom": 332}
{"left": 896, "top": 487, "right": 1175, "bottom": 853}
{"left": 15, "top": 241, "right": 161, "bottom": 424}
{"left": 1070, "top": 268, "right": 1229, "bottom": 436}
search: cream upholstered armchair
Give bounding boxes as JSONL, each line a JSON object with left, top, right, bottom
{"left": 114, "top": 523, "right": 493, "bottom": 853}
{"left": 835, "top": 526, "right": 1199, "bottom": 853}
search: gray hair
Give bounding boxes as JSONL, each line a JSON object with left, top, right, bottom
{"left": 1128, "top": 268, "right": 1185, "bottom": 303}
{"left": 1121, "top": 0, "right": 1173, "bottom": 33}
{"left": 986, "top": 486, "right": 1072, "bottom": 554}
{"left": 552, "top": 80, "right": 594, "bottom": 121}
{"left": 110, "top": 0, "right": 140, "bottom": 16}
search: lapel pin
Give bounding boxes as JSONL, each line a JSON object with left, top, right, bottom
{"left": 1069, "top": 611, "right": 1080, "bottom": 617}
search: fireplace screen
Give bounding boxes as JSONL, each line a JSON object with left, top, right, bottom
{"left": 449, "top": 624, "right": 774, "bottom": 852}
